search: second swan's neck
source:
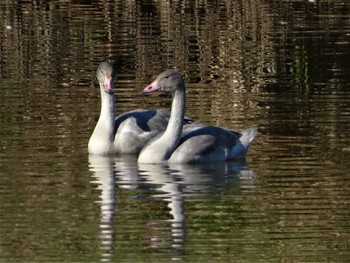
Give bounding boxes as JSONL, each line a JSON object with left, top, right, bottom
{"left": 88, "top": 84, "right": 116, "bottom": 154}
{"left": 138, "top": 84, "right": 186, "bottom": 163}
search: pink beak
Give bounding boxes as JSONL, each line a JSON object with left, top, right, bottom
{"left": 142, "top": 80, "right": 160, "bottom": 94}
{"left": 103, "top": 77, "right": 114, "bottom": 94}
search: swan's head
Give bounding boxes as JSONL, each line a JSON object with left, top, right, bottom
{"left": 96, "top": 62, "right": 116, "bottom": 94}
{"left": 142, "top": 69, "right": 184, "bottom": 94}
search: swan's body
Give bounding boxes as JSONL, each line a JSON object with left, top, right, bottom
{"left": 138, "top": 69, "right": 257, "bottom": 164}
{"left": 88, "top": 62, "right": 173, "bottom": 155}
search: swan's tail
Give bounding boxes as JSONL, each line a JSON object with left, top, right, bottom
{"left": 230, "top": 127, "right": 258, "bottom": 159}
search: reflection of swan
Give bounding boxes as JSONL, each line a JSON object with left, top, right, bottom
{"left": 138, "top": 70, "right": 258, "bottom": 163}
{"left": 165, "top": 160, "right": 255, "bottom": 195}
{"left": 89, "top": 154, "right": 255, "bottom": 261}
{"left": 89, "top": 155, "right": 116, "bottom": 262}
{"left": 88, "top": 62, "right": 174, "bottom": 155}
{"left": 138, "top": 164, "right": 185, "bottom": 252}
{"left": 137, "top": 160, "right": 255, "bottom": 255}
{"left": 112, "top": 155, "right": 139, "bottom": 190}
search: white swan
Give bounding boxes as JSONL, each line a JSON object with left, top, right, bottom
{"left": 88, "top": 62, "right": 177, "bottom": 155}
{"left": 138, "top": 69, "right": 258, "bottom": 164}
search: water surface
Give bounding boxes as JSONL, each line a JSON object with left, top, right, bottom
{"left": 1, "top": 0, "right": 350, "bottom": 262}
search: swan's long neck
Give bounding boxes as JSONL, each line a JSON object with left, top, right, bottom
{"left": 138, "top": 84, "right": 186, "bottom": 163}
{"left": 99, "top": 86, "right": 116, "bottom": 139}
{"left": 163, "top": 87, "right": 186, "bottom": 157}
{"left": 88, "top": 84, "right": 116, "bottom": 154}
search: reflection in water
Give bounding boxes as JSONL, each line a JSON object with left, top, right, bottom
{"left": 137, "top": 164, "right": 186, "bottom": 257}
{"left": 89, "top": 155, "right": 116, "bottom": 262}
{"left": 1, "top": 0, "right": 350, "bottom": 262}
{"left": 89, "top": 155, "right": 254, "bottom": 262}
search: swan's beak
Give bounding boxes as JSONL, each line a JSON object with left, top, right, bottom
{"left": 103, "top": 76, "right": 114, "bottom": 94}
{"left": 140, "top": 80, "right": 160, "bottom": 95}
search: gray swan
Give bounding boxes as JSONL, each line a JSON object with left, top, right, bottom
{"left": 89, "top": 62, "right": 177, "bottom": 155}
{"left": 138, "top": 69, "right": 258, "bottom": 163}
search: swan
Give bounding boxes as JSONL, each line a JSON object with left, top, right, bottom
{"left": 88, "top": 62, "right": 180, "bottom": 155}
{"left": 138, "top": 69, "right": 258, "bottom": 164}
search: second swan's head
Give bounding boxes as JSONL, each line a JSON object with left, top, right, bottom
{"left": 141, "top": 69, "right": 184, "bottom": 95}
{"left": 96, "top": 62, "right": 116, "bottom": 94}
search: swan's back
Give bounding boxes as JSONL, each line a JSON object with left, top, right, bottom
{"left": 167, "top": 126, "right": 257, "bottom": 163}
{"left": 167, "top": 126, "right": 239, "bottom": 163}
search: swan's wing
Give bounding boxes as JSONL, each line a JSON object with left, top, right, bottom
{"left": 182, "top": 122, "right": 242, "bottom": 137}
{"left": 115, "top": 108, "right": 192, "bottom": 133}
{"left": 114, "top": 109, "right": 166, "bottom": 132}
{"left": 113, "top": 109, "right": 195, "bottom": 154}
{"left": 113, "top": 109, "right": 171, "bottom": 154}
{"left": 169, "top": 126, "right": 240, "bottom": 163}
{"left": 222, "top": 128, "right": 242, "bottom": 138}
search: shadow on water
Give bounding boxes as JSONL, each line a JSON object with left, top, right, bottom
{"left": 88, "top": 154, "right": 255, "bottom": 262}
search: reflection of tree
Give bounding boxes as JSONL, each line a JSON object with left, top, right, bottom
{"left": 1, "top": 0, "right": 348, "bottom": 85}
{"left": 1, "top": 0, "right": 349, "bottom": 160}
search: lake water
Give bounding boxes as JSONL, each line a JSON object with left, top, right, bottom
{"left": 1, "top": 0, "right": 350, "bottom": 262}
